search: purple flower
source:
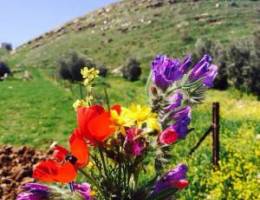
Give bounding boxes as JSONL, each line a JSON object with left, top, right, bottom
{"left": 165, "top": 92, "right": 183, "bottom": 111}
{"left": 172, "top": 106, "right": 191, "bottom": 124}
{"left": 16, "top": 183, "right": 50, "bottom": 200}
{"left": 203, "top": 64, "right": 218, "bottom": 87}
{"left": 169, "top": 106, "right": 191, "bottom": 139}
{"left": 179, "top": 54, "right": 192, "bottom": 73}
{"left": 189, "top": 54, "right": 218, "bottom": 87}
{"left": 153, "top": 164, "right": 189, "bottom": 193}
{"left": 151, "top": 55, "right": 192, "bottom": 90}
{"left": 72, "top": 183, "right": 93, "bottom": 200}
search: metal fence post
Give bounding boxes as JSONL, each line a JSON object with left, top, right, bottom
{"left": 212, "top": 102, "right": 220, "bottom": 168}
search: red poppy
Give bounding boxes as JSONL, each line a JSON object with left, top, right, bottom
{"left": 33, "top": 129, "right": 89, "bottom": 183}
{"left": 32, "top": 160, "right": 77, "bottom": 183}
{"left": 77, "top": 105, "right": 120, "bottom": 144}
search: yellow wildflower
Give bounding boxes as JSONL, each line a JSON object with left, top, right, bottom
{"left": 73, "top": 99, "right": 86, "bottom": 111}
{"left": 80, "top": 67, "right": 99, "bottom": 86}
{"left": 85, "top": 95, "right": 94, "bottom": 106}
{"left": 111, "top": 104, "right": 160, "bottom": 132}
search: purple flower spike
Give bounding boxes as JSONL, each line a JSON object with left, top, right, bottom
{"left": 179, "top": 54, "right": 192, "bottom": 73}
{"left": 151, "top": 55, "right": 190, "bottom": 90}
{"left": 203, "top": 64, "right": 218, "bottom": 87}
{"left": 170, "top": 106, "right": 191, "bottom": 139}
{"left": 166, "top": 92, "right": 183, "bottom": 111}
{"left": 154, "top": 164, "right": 189, "bottom": 193}
{"left": 22, "top": 183, "right": 49, "bottom": 192}
{"left": 172, "top": 106, "right": 191, "bottom": 123}
{"left": 72, "top": 183, "right": 93, "bottom": 200}
{"left": 16, "top": 183, "right": 50, "bottom": 200}
{"left": 189, "top": 54, "right": 218, "bottom": 87}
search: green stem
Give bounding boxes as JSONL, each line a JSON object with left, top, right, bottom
{"left": 104, "top": 88, "right": 110, "bottom": 112}
{"left": 99, "top": 147, "right": 109, "bottom": 178}
{"left": 145, "top": 71, "right": 152, "bottom": 95}
{"left": 79, "top": 83, "right": 83, "bottom": 99}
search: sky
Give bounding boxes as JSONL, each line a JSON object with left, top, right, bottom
{"left": 0, "top": 0, "right": 119, "bottom": 47}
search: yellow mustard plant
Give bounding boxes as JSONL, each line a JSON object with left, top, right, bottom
{"left": 72, "top": 99, "right": 87, "bottom": 111}
{"left": 202, "top": 126, "right": 259, "bottom": 200}
{"left": 81, "top": 67, "right": 99, "bottom": 88}
{"left": 73, "top": 67, "right": 99, "bottom": 110}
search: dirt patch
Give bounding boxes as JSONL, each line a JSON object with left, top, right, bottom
{"left": 0, "top": 145, "right": 47, "bottom": 200}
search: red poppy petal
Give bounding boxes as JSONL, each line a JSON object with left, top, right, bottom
{"left": 54, "top": 162, "right": 77, "bottom": 183}
{"left": 88, "top": 112, "right": 115, "bottom": 142}
{"left": 33, "top": 160, "right": 59, "bottom": 183}
{"left": 52, "top": 145, "right": 68, "bottom": 161}
{"left": 77, "top": 105, "right": 105, "bottom": 139}
{"left": 111, "top": 104, "right": 121, "bottom": 114}
{"left": 70, "top": 129, "right": 89, "bottom": 168}
{"left": 33, "top": 160, "right": 77, "bottom": 183}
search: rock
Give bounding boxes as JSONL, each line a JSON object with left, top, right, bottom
{"left": 168, "top": 0, "right": 177, "bottom": 4}
{"left": 229, "top": 1, "right": 238, "bottom": 7}
{"left": 147, "top": 0, "right": 164, "bottom": 8}
{"left": 112, "top": 66, "right": 123, "bottom": 76}
{"left": 23, "top": 70, "right": 33, "bottom": 80}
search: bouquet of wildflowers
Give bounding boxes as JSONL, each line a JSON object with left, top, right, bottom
{"left": 17, "top": 54, "right": 217, "bottom": 200}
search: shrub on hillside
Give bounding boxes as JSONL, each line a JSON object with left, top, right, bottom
{"left": 58, "top": 51, "right": 96, "bottom": 82}
{"left": 97, "top": 65, "right": 108, "bottom": 77}
{"left": 226, "top": 31, "right": 260, "bottom": 96}
{"left": 0, "top": 61, "right": 11, "bottom": 80}
{"left": 122, "top": 58, "right": 142, "bottom": 81}
{"left": 194, "top": 38, "right": 228, "bottom": 90}
{"left": 194, "top": 34, "right": 260, "bottom": 95}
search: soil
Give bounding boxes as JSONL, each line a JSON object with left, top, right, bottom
{"left": 0, "top": 145, "right": 47, "bottom": 200}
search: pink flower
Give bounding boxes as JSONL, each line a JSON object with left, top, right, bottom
{"left": 124, "top": 128, "right": 146, "bottom": 156}
{"left": 159, "top": 127, "right": 178, "bottom": 145}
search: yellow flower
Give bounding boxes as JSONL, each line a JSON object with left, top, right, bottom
{"left": 85, "top": 95, "right": 94, "bottom": 106}
{"left": 111, "top": 104, "right": 160, "bottom": 132}
{"left": 80, "top": 67, "right": 99, "bottom": 86}
{"left": 73, "top": 99, "right": 86, "bottom": 111}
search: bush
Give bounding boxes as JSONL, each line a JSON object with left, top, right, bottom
{"left": 97, "top": 65, "right": 108, "bottom": 77}
{"left": 1, "top": 42, "right": 12, "bottom": 51}
{"left": 0, "top": 61, "right": 11, "bottom": 79}
{"left": 58, "top": 51, "right": 95, "bottom": 82}
{"left": 194, "top": 38, "right": 228, "bottom": 90}
{"left": 194, "top": 33, "right": 260, "bottom": 95}
{"left": 122, "top": 58, "right": 142, "bottom": 81}
{"left": 226, "top": 31, "right": 260, "bottom": 96}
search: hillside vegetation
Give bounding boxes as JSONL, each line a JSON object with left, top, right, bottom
{"left": 6, "top": 0, "right": 260, "bottom": 73}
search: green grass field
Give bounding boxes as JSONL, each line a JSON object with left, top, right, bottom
{"left": 0, "top": 67, "right": 259, "bottom": 199}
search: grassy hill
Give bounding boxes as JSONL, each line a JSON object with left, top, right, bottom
{"left": 6, "top": 0, "right": 260, "bottom": 73}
